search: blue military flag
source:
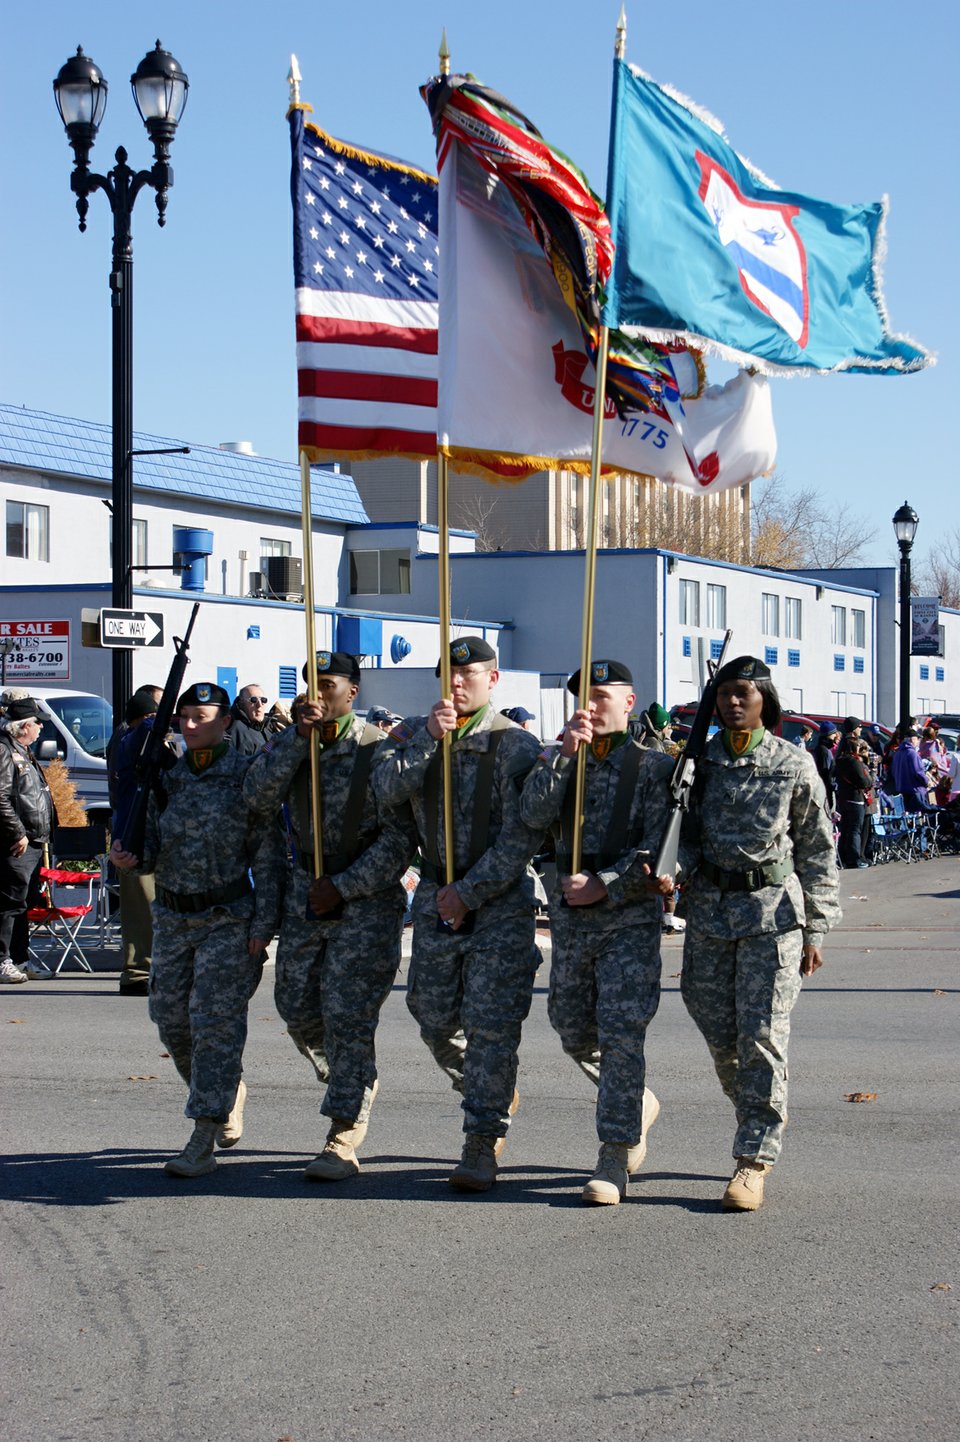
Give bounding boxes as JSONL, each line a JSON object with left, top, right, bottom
{"left": 602, "top": 61, "right": 932, "bottom": 376}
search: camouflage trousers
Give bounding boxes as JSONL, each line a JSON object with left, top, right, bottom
{"left": 407, "top": 888, "right": 539, "bottom": 1137}
{"left": 275, "top": 867, "right": 404, "bottom": 1125}
{"left": 148, "top": 903, "right": 264, "bottom": 1123}
{"left": 548, "top": 912, "right": 662, "bottom": 1144}
{"left": 681, "top": 927, "right": 804, "bottom": 1165}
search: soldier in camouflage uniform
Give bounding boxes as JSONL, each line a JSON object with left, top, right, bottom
{"left": 242, "top": 651, "right": 417, "bottom": 1181}
{"left": 111, "top": 683, "right": 279, "bottom": 1179}
{"left": 521, "top": 660, "right": 674, "bottom": 1206}
{"left": 679, "top": 656, "right": 841, "bottom": 1211}
{"left": 371, "top": 636, "right": 543, "bottom": 1193}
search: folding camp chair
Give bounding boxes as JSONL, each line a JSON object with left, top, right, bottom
{"left": 878, "top": 793, "right": 916, "bottom": 863}
{"left": 28, "top": 867, "right": 97, "bottom": 974}
{"left": 52, "top": 824, "right": 117, "bottom": 946}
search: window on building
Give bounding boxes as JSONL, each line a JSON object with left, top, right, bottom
{"left": 784, "top": 596, "right": 802, "bottom": 640}
{"left": 834, "top": 654, "right": 845, "bottom": 672}
{"left": 706, "top": 583, "right": 727, "bottom": 629}
{"left": 260, "top": 537, "right": 292, "bottom": 558}
{"left": 710, "top": 638, "right": 724, "bottom": 660}
{"left": 831, "top": 606, "right": 846, "bottom": 645}
{"left": 853, "top": 656, "right": 865, "bottom": 674}
{"left": 761, "top": 593, "right": 779, "bottom": 636}
{"left": 936, "top": 667, "right": 945, "bottom": 682}
{"left": 852, "top": 609, "right": 866, "bottom": 648}
{"left": 919, "top": 665, "right": 930, "bottom": 681}
{"left": 679, "top": 580, "right": 700, "bottom": 626}
{"left": 133, "top": 518, "right": 148, "bottom": 569}
{"left": 6, "top": 500, "right": 49, "bottom": 561}
{"left": 788, "top": 650, "right": 801, "bottom": 668}
{"left": 682, "top": 636, "right": 692, "bottom": 658}
{"left": 765, "top": 646, "right": 778, "bottom": 667}
{"left": 349, "top": 548, "right": 411, "bottom": 596}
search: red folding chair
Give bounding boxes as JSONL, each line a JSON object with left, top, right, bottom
{"left": 28, "top": 867, "right": 97, "bottom": 974}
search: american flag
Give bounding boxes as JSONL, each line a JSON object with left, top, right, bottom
{"left": 290, "top": 106, "right": 439, "bottom": 461}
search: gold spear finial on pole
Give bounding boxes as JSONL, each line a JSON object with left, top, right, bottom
{"left": 439, "top": 28, "right": 450, "bottom": 76}
{"left": 615, "top": 5, "right": 627, "bottom": 59}
{"left": 288, "top": 53, "right": 302, "bottom": 107}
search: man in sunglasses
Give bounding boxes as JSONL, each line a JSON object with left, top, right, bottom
{"left": 230, "top": 683, "right": 269, "bottom": 755}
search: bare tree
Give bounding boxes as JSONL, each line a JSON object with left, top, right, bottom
{"left": 451, "top": 491, "right": 501, "bottom": 552}
{"left": 750, "top": 474, "right": 877, "bottom": 570}
{"left": 915, "top": 529, "right": 960, "bottom": 609}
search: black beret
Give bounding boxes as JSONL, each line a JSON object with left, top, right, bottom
{"left": 566, "top": 659, "right": 633, "bottom": 695}
{"left": 302, "top": 651, "right": 361, "bottom": 684}
{"left": 713, "top": 655, "right": 771, "bottom": 687}
{"left": 6, "top": 697, "right": 44, "bottom": 722}
{"left": 177, "top": 682, "right": 231, "bottom": 710}
{"left": 125, "top": 693, "right": 158, "bottom": 723}
{"left": 843, "top": 716, "right": 862, "bottom": 732}
{"left": 435, "top": 635, "right": 497, "bottom": 678}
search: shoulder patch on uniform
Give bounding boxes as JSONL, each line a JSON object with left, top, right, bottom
{"left": 391, "top": 721, "right": 414, "bottom": 746}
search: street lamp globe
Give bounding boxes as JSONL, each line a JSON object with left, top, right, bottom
{"left": 131, "top": 41, "right": 189, "bottom": 138}
{"left": 892, "top": 501, "right": 919, "bottom": 551}
{"left": 53, "top": 47, "right": 108, "bottom": 159}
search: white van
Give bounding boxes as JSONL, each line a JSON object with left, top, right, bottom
{"left": 28, "top": 688, "right": 113, "bottom": 826}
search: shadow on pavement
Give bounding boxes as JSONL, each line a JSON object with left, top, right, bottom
{"left": 0, "top": 1149, "right": 729, "bottom": 1211}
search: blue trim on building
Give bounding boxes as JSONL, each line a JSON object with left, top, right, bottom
{"left": 452, "top": 546, "right": 880, "bottom": 598}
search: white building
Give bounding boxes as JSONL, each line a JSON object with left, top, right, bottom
{"left": 2, "top": 403, "right": 956, "bottom": 730}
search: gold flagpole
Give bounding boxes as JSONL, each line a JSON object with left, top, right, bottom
{"left": 299, "top": 449, "right": 324, "bottom": 877}
{"left": 570, "top": 8, "right": 627, "bottom": 874}
{"left": 571, "top": 327, "right": 611, "bottom": 874}
{"left": 437, "top": 452, "right": 455, "bottom": 886}
{"left": 436, "top": 29, "right": 455, "bottom": 888}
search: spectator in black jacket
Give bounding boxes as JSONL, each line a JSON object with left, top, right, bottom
{"left": 0, "top": 698, "right": 55, "bottom": 983}
{"left": 229, "top": 683, "right": 268, "bottom": 754}
{"left": 836, "top": 736, "right": 872, "bottom": 868}
{"left": 813, "top": 722, "right": 839, "bottom": 813}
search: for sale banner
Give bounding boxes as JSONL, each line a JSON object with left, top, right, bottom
{"left": 910, "top": 597, "right": 941, "bottom": 657}
{"left": 0, "top": 619, "right": 71, "bottom": 681}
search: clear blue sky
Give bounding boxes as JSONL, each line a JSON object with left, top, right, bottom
{"left": 2, "top": 0, "right": 955, "bottom": 569}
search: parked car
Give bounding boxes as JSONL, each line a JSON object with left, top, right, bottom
{"left": 669, "top": 703, "right": 894, "bottom": 750}
{"left": 924, "top": 713, "right": 960, "bottom": 731}
{"left": 26, "top": 688, "right": 112, "bottom": 826}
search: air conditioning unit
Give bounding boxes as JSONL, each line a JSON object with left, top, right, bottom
{"left": 261, "top": 556, "right": 303, "bottom": 598}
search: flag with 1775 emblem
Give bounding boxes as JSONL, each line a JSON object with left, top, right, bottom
{"left": 602, "top": 61, "right": 932, "bottom": 376}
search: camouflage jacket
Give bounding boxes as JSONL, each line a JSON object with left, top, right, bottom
{"left": 140, "top": 746, "right": 280, "bottom": 936}
{"left": 241, "top": 717, "right": 417, "bottom": 905}
{"left": 680, "top": 731, "right": 841, "bottom": 946}
{"left": 521, "top": 741, "right": 673, "bottom": 923}
{"left": 371, "top": 705, "right": 543, "bottom": 913}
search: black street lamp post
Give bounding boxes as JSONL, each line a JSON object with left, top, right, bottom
{"left": 892, "top": 501, "right": 919, "bottom": 735}
{"left": 54, "top": 42, "right": 188, "bottom": 727}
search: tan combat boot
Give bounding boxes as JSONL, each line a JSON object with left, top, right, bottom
{"left": 164, "top": 1119, "right": 218, "bottom": 1178}
{"left": 217, "top": 1078, "right": 247, "bottom": 1149}
{"left": 625, "top": 1088, "right": 660, "bottom": 1174}
{"left": 304, "top": 1080, "right": 379, "bottom": 1181}
{"left": 448, "top": 1135, "right": 499, "bottom": 1192}
{"left": 722, "top": 1158, "right": 771, "bottom": 1212}
{"left": 582, "top": 1142, "right": 630, "bottom": 1205}
{"left": 493, "top": 1088, "right": 520, "bottom": 1160}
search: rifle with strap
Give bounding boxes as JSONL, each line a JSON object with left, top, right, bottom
{"left": 653, "top": 628, "right": 732, "bottom": 881}
{"left": 119, "top": 603, "right": 199, "bottom": 862}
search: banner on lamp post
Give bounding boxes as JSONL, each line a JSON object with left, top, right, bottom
{"left": 910, "top": 597, "right": 941, "bottom": 656}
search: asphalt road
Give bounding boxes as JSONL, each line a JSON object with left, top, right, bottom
{"left": 3, "top": 858, "right": 958, "bottom": 1442}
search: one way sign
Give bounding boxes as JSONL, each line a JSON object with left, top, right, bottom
{"left": 99, "top": 609, "right": 165, "bottom": 648}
